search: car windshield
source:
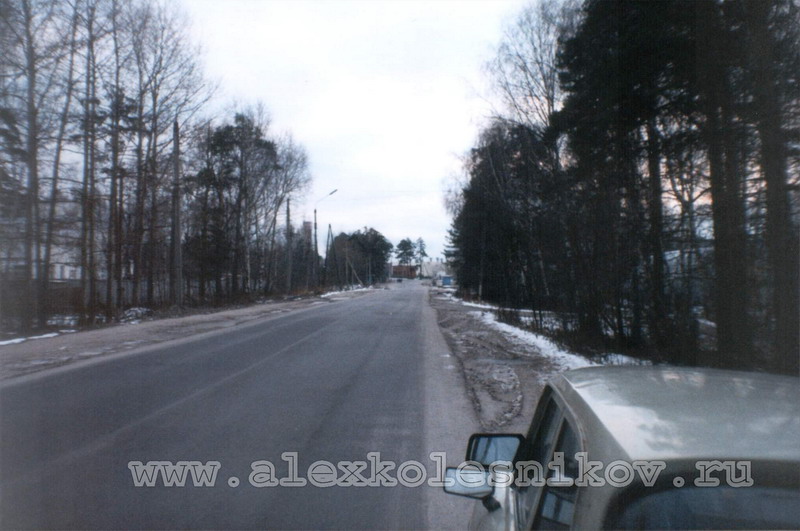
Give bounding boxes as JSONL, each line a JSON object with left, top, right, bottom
{"left": 611, "top": 486, "right": 800, "bottom": 530}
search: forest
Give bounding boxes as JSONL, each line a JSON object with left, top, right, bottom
{"left": 0, "top": 0, "right": 395, "bottom": 333}
{"left": 447, "top": 0, "right": 799, "bottom": 374}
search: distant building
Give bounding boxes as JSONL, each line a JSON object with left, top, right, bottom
{"left": 419, "top": 259, "right": 447, "bottom": 279}
{"left": 391, "top": 264, "right": 417, "bottom": 279}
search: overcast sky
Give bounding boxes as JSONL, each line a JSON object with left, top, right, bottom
{"left": 180, "top": 0, "right": 528, "bottom": 259}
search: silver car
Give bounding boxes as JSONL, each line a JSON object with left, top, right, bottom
{"left": 444, "top": 366, "right": 800, "bottom": 529}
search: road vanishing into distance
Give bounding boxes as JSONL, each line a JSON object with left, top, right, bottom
{"left": 0, "top": 282, "right": 477, "bottom": 529}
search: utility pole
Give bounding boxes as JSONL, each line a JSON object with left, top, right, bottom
{"left": 324, "top": 224, "right": 341, "bottom": 288}
{"left": 169, "top": 119, "right": 183, "bottom": 306}
{"left": 313, "top": 209, "right": 318, "bottom": 287}
{"left": 285, "top": 198, "right": 292, "bottom": 293}
{"left": 314, "top": 189, "right": 337, "bottom": 289}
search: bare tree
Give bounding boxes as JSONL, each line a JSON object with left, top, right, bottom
{"left": 488, "top": 0, "right": 579, "bottom": 131}
{"left": 41, "top": 0, "right": 81, "bottom": 327}
{"left": 1, "top": 0, "right": 315, "bottom": 334}
{"left": 2, "top": 0, "right": 75, "bottom": 329}
{"left": 123, "top": 0, "right": 208, "bottom": 306}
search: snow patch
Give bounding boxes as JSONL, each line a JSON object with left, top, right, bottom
{"left": 27, "top": 333, "right": 59, "bottom": 340}
{"left": 435, "top": 292, "right": 497, "bottom": 310}
{"left": 320, "top": 285, "right": 374, "bottom": 298}
{"left": 460, "top": 300, "right": 498, "bottom": 310}
{"left": 442, "top": 293, "right": 649, "bottom": 368}
{"left": 0, "top": 338, "right": 26, "bottom": 346}
{"left": 594, "top": 352, "right": 651, "bottom": 366}
{"left": 0, "top": 332, "right": 60, "bottom": 346}
{"left": 121, "top": 307, "right": 153, "bottom": 322}
{"left": 472, "top": 311, "right": 597, "bottom": 370}
{"left": 121, "top": 341, "right": 144, "bottom": 347}
{"left": 490, "top": 365, "right": 520, "bottom": 392}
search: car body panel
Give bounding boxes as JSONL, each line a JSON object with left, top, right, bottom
{"left": 555, "top": 367, "right": 800, "bottom": 462}
{"left": 446, "top": 366, "right": 800, "bottom": 530}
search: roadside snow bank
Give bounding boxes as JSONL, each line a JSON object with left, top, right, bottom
{"left": 0, "top": 332, "right": 59, "bottom": 347}
{"left": 321, "top": 285, "right": 374, "bottom": 298}
{"left": 121, "top": 307, "right": 153, "bottom": 322}
{"left": 473, "top": 311, "right": 650, "bottom": 368}
{"left": 461, "top": 301, "right": 498, "bottom": 310}
{"left": 472, "top": 311, "right": 596, "bottom": 370}
{"left": 594, "top": 352, "right": 651, "bottom": 366}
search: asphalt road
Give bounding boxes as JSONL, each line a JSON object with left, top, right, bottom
{"left": 0, "top": 282, "right": 477, "bottom": 529}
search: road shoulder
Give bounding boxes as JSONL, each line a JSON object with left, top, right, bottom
{"left": 422, "top": 286, "right": 481, "bottom": 530}
{"left": 0, "top": 289, "right": 378, "bottom": 381}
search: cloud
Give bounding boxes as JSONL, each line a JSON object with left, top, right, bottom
{"left": 182, "top": 0, "right": 527, "bottom": 257}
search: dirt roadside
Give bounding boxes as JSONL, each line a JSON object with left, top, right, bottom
{"left": 0, "top": 290, "right": 377, "bottom": 381}
{"left": 428, "top": 287, "right": 565, "bottom": 434}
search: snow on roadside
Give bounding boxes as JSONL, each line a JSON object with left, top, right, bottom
{"left": 460, "top": 300, "right": 497, "bottom": 310}
{"left": 320, "top": 285, "right": 374, "bottom": 298}
{"left": 472, "top": 311, "right": 597, "bottom": 370}
{"left": 0, "top": 332, "right": 59, "bottom": 347}
{"left": 438, "top": 292, "right": 539, "bottom": 313}
{"left": 437, "top": 292, "right": 496, "bottom": 310}
{"left": 438, "top": 291, "right": 650, "bottom": 368}
{"left": 0, "top": 338, "right": 26, "bottom": 346}
{"left": 121, "top": 307, "right": 153, "bottom": 322}
{"left": 462, "top": 300, "right": 537, "bottom": 314}
{"left": 597, "top": 352, "right": 651, "bottom": 366}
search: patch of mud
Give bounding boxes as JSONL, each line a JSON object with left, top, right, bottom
{"left": 430, "top": 288, "right": 561, "bottom": 433}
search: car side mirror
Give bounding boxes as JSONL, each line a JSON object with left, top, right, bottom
{"left": 442, "top": 467, "right": 493, "bottom": 499}
{"left": 466, "top": 433, "right": 524, "bottom": 466}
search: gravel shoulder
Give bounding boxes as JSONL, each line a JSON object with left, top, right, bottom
{"left": 0, "top": 290, "right": 378, "bottom": 381}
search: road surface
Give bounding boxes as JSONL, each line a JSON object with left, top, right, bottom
{"left": 0, "top": 282, "right": 477, "bottom": 529}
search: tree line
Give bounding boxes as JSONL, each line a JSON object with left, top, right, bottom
{"left": 447, "top": 0, "right": 799, "bottom": 374}
{"left": 0, "top": 0, "right": 317, "bottom": 332}
{"left": 328, "top": 227, "right": 394, "bottom": 286}
{"left": 395, "top": 237, "right": 427, "bottom": 266}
